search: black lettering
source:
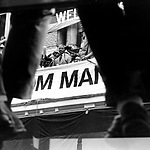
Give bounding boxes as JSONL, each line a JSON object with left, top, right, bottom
{"left": 94, "top": 66, "right": 101, "bottom": 84}
{"left": 78, "top": 68, "right": 93, "bottom": 86}
{"left": 35, "top": 73, "right": 54, "bottom": 91}
{"left": 60, "top": 70, "right": 78, "bottom": 88}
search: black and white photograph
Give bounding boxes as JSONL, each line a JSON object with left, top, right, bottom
{"left": 0, "top": 0, "right": 150, "bottom": 150}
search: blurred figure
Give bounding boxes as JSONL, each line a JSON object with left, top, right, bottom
{"left": 78, "top": 0, "right": 150, "bottom": 137}
{"left": 0, "top": 8, "right": 53, "bottom": 141}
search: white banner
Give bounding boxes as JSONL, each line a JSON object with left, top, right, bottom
{"left": 32, "top": 58, "right": 105, "bottom": 100}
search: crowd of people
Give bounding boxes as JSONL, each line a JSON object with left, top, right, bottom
{"left": 40, "top": 31, "right": 94, "bottom": 68}
{"left": 1, "top": 31, "right": 94, "bottom": 69}
{"left": 1, "top": 32, "right": 94, "bottom": 69}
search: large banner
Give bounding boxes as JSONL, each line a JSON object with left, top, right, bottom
{"left": 32, "top": 58, "right": 105, "bottom": 100}
{"left": 12, "top": 58, "right": 106, "bottom": 114}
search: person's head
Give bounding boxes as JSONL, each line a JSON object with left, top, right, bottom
{"left": 81, "top": 32, "right": 86, "bottom": 40}
{"left": 79, "top": 28, "right": 87, "bottom": 40}
{"left": 42, "top": 46, "right": 47, "bottom": 56}
{"left": 58, "top": 44, "right": 65, "bottom": 54}
{"left": 79, "top": 48, "right": 86, "bottom": 56}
